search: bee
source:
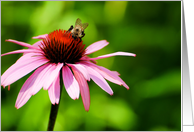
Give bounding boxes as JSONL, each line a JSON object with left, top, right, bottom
{"left": 68, "top": 18, "right": 89, "bottom": 39}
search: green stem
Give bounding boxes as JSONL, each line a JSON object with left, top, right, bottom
{"left": 47, "top": 70, "right": 63, "bottom": 131}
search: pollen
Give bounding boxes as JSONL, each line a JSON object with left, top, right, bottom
{"left": 40, "top": 29, "right": 85, "bottom": 64}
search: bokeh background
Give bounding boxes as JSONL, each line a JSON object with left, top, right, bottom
{"left": 1, "top": 1, "right": 181, "bottom": 131}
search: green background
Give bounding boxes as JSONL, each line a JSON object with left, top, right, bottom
{"left": 1, "top": 1, "right": 181, "bottom": 131}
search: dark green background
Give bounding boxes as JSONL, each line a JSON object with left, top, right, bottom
{"left": 1, "top": 1, "right": 181, "bottom": 131}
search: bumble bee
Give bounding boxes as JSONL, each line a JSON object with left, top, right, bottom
{"left": 68, "top": 18, "right": 89, "bottom": 39}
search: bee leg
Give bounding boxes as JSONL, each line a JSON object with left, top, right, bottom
{"left": 65, "top": 25, "right": 73, "bottom": 36}
{"left": 78, "top": 38, "right": 82, "bottom": 43}
{"left": 80, "top": 32, "right": 85, "bottom": 38}
{"left": 67, "top": 25, "right": 73, "bottom": 32}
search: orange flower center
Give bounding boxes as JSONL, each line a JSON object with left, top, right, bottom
{"left": 40, "top": 29, "right": 85, "bottom": 64}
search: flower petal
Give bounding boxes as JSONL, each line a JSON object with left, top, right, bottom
{"left": 32, "top": 35, "right": 48, "bottom": 48}
{"left": 55, "top": 75, "right": 61, "bottom": 104}
{"left": 1, "top": 49, "right": 42, "bottom": 57}
{"left": 15, "top": 64, "right": 49, "bottom": 109}
{"left": 43, "top": 63, "right": 63, "bottom": 90}
{"left": 72, "top": 67, "right": 90, "bottom": 111}
{"left": 62, "top": 65, "right": 80, "bottom": 100}
{"left": 82, "top": 64, "right": 113, "bottom": 95}
{"left": 112, "top": 71, "right": 120, "bottom": 76}
{"left": 5, "top": 39, "right": 39, "bottom": 50}
{"left": 81, "top": 61, "right": 129, "bottom": 89}
{"left": 29, "top": 40, "right": 45, "bottom": 49}
{"left": 32, "top": 34, "right": 48, "bottom": 39}
{"left": 85, "top": 40, "right": 109, "bottom": 55}
{"left": 30, "top": 63, "right": 54, "bottom": 95}
{"left": 87, "top": 52, "right": 136, "bottom": 60}
{"left": 67, "top": 63, "right": 90, "bottom": 81}
{"left": 1, "top": 53, "right": 44, "bottom": 84}
{"left": 48, "top": 72, "right": 60, "bottom": 104}
{"left": 1, "top": 53, "right": 48, "bottom": 87}
{"left": 80, "top": 56, "right": 97, "bottom": 63}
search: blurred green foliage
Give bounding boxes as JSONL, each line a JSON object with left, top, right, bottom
{"left": 1, "top": 1, "right": 181, "bottom": 131}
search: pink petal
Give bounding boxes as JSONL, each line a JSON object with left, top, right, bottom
{"left": 15, "top": 64, "right": 49, "bottom": 109}
{"left": 43, "top": 63, "right": 63, "bottom": 90}
{"left": 85, "top": 40, "right": 109, "bottom": 55}
{"left": 81, "top": 61, "right": 129, "bottom": 89}
{"left": 1, "top": 53, "right": 44, "bottom": 84}
{"left": 1, "top": 53, "right": 48, "bottom": 87}
{"left": 82, "top": 63, "right": 113, "bottom": 95}
{"left": 16, "top": 52, "right": 44, "bottom": 63}
{"left": 72, "top": 67, "right": 90, "bottom": 111}
{"left": 55, "top": 75, "right": 61, "bottom": 104}
{"left": 112, "top": 71, "right": 120, "bottom": 76}
{"left": 30, "top": 63, "right": 54, "bottom": 95}
{"left": 48, "top": 72, "right": 60, "bottom": 104}
{"left": 32, "top": 40, "right": 43, "bottom": 48}
{"left": 80, "top": 56, "right": 97, "bottom": 63}
{"left": 32, "top": 34, "right": 48, "bottom": 39}
{"left": 116, "top": 77, "right": 129, "bottom": 89}
{"left": 67, "top": 63, "right": 90, "bottom": 81}
{"left": 1, "top": 49, "right": 42, "bottom": 57}
{"left": 5, "top": 39, "right": 39, "bottom": 50}
{"left": 87, "top": 52, "right": 136, "bottom": 60}
{"left": 32, "top": 35, "right": 48, "bottom": 48}
{"left": 1, "top": 53, "right": 43, "bottom": 77}
{"left": 62, "top": 65, "right": 80, "bottom": 100}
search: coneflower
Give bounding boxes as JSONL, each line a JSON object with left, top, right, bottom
{"left": 1, "top": 22, "right": 136, "bottom": 130}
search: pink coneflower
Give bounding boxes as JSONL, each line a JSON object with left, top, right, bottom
{"left": 1, "top": 29, "right": 136, "bottom": 111}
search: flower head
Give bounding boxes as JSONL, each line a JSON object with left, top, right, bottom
{"left": 1, "top": 29, "right": 136, "bottom": 111}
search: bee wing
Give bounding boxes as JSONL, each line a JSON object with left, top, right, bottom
{"left": 82, "top": 23, "right": 89, "bottom": 29}
{"left": 75, "top": 18, "right": 82, "bottom": 26}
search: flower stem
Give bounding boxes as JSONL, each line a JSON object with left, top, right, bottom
{"left": 47, "top": 70, "right": 63, "bottom": 131}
